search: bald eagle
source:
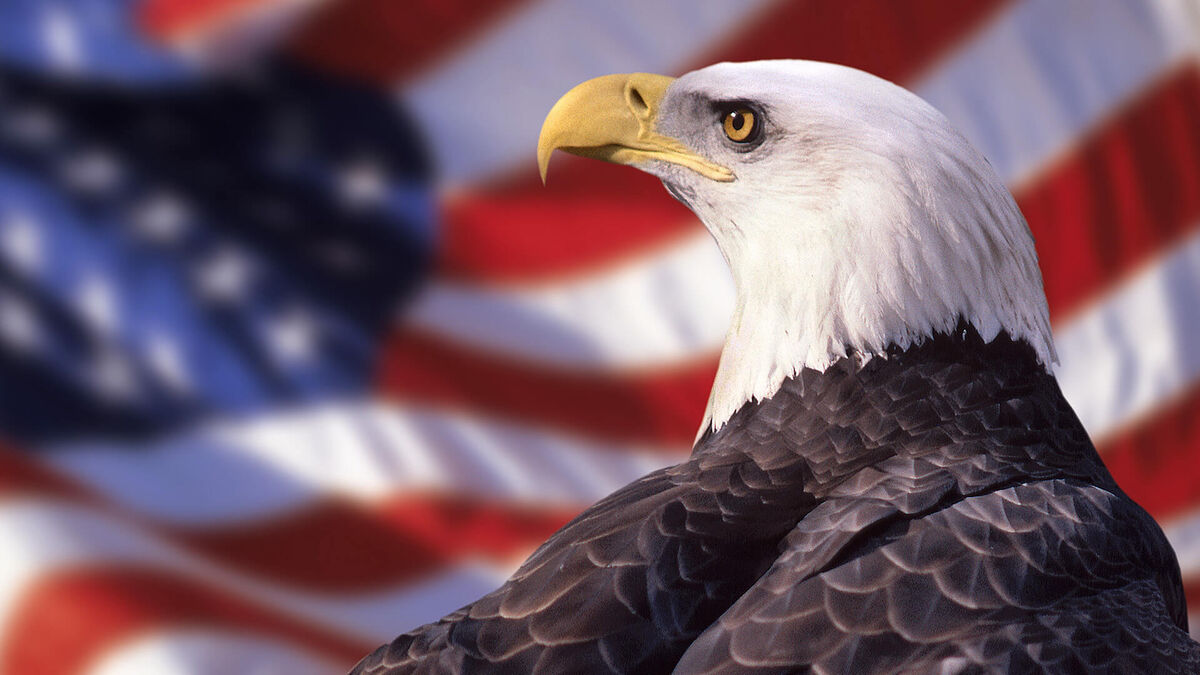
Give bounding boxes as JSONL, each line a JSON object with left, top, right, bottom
{"left": 352, "top": 61, "right": 1200, "bottom": 674}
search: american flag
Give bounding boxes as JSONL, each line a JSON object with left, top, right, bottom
{"left": 1, "top": 0, "right": 1199, "bottom": 672}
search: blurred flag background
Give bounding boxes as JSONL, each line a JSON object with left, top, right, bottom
{"left": 1, "top": 0, "right": 1199, "bottom": 673}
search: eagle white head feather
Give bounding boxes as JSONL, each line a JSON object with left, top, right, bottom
{"left": 539, "top": 60, "right": 1056, "bottom": 438}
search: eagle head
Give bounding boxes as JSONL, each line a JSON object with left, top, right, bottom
{"left": 538, "top": 60, "right": 1056, "bottom": 437}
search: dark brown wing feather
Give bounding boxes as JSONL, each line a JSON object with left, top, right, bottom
{"left": 352, "top": 327, "right": 1199, "bottom": 674}
{"left": 673, "top": 479, "right": 1200, "bottom": 673}
{"left": 352, "top": 450, "right": 818, "bottom": 674}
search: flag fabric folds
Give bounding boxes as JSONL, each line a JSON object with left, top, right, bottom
{"left": 1, "top": 1, "right": 1199, "bottom": 673}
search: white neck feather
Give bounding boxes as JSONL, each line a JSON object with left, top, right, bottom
{"left": 691, "top": 114, "right": 1056, "bottom": 441}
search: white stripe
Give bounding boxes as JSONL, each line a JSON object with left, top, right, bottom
{"left": 0, "top": 499, "right": 511, "bottom": 647}
{"left": 405, "top": 0, "right": 1193, "bottom": 188}
{"left": 402, "top": 217, "right": 1200, "bottom": 449}
{"left": 400, "top": 0, "right": 780, "bottom": 185}
{"left": 1161, "top": 508, "right": 1200, "bottom": 579}
{"left": 46, "top": 401, "right": 682, "bottom": 524}
{"left": 85, "top": 630, "right": 343, "bottom": 675}
{"left": 393, "top": 0, "right": 1195, "bottom": 381}
{"left": 394, "top": 0, "right": 1196, "bottom": 383}
{"left": 407, "top": 230, "right": 732, "bottom": 368}
{"left": 914, "top": 0, "right": 1197, "bottom": 187}
{"left": 1054, "top": 225, "right": 1200, "bottom": 441}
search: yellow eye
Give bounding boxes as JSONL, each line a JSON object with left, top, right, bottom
{"left": 722, "top": 108, "right": 757, "bottom": 142}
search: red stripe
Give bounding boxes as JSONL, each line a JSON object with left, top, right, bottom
{"left": 1098, "top": 381, "right": 1200, "bottom": 525}
{"left": 179, "top": 493, "right": 575, "bottom": 591}
{"left": 0, "top": 442, "right": 94, "bottom": 503}
{"left": 1018, "top": 65, "right": 1200, "bottom": 321}
{"left": 138, "top": 0, "right": 268, "bottom": 38}
{"left": 692, "top": 0, "right": 1012, "bottom": 83}
{"left": 287, "top": 0, "right": 529, "bottom": 85}
{"left": 1185, "top": 579, "right": 1200, "bottom": 620}
{"left": 439, "top": 159, "right": 696, "bottom": 283}
{"left": 0, "top": 568, "right": 369, "bottom": 675}
{"left": 378, "top": 329, "right": 715, "bottom": 447}
{"left": 438, "top": 0, "right": 1012, "bottom": 283}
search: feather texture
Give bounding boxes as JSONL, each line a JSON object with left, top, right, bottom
{"left": 352, "top": 326, "right": 1198, "bottom": 674}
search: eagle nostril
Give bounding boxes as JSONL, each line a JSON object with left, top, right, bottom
{"left": 626, "top": 83, "right": 651, "bottom": 117}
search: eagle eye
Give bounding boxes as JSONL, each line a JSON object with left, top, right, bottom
{"left": 721, "top": 106, "right": 760, "bottom": 143}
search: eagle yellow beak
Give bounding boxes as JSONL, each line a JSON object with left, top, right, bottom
{"left": 537, "top": 73, "right": 734, "bottom": 184}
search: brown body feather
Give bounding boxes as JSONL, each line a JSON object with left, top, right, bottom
{"left": 353, "top": 326, "right": 1198, "bottom": 674}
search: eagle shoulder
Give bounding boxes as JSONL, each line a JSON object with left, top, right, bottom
{"left": 351, "top": 446, "right": 819, "bottom": 674}
{"left": 673, "top": 478, "right": 1198, "bottom": 674}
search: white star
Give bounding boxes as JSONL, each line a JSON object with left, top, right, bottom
{"left": 145, "top": 333, "right": 191, "bottom": 394}
{"left": 92, "top": 349, "right": 138, "bottom": 402}
{"left": 131, "top": 192, "right": 189, "bottom": 243}
{"left": 42, "top": 5, "right": 82, "bottom": 72}
{"left": 1, "top": 211, "right": 43, "bottom": 275}
{"left": 337, "top": 156, "right": 388, "bottom": 209}
{"left": 76, "top": 274, "right": 119, "bottom": 337}
{"left": 61, "top": 148, "right": 122, "bottom": 194}
{"left": 265, "top": 308, "right": 319, "bottom": 364}
{"left": 0, "top": 291, "right": 39, "bottom": 351}
{"left": 195, "top": 247, "right": 254, "bottom": 302}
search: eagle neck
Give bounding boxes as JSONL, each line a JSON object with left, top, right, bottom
{"left": 693, "top": 325, "right": 1111, "bottom": 500}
